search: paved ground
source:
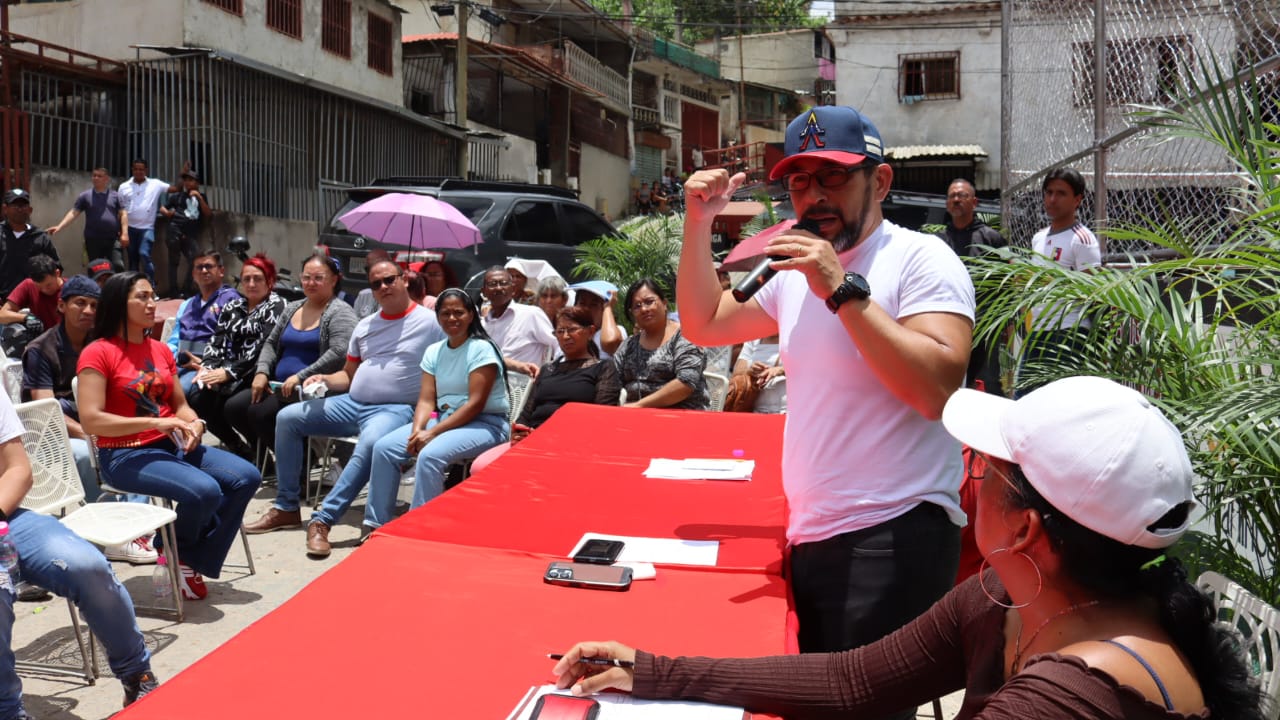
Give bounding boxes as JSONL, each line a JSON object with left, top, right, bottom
{"left": 10, "top": 464, "right": 966, "bottom": 719}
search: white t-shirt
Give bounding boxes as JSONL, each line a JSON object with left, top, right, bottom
{"left": 118, "top": 177, "right": 171, "bottom": 229}
{"left": 347, "top": 303, "right": 445, "bottom": 405}
{"left": 739, "top": 339, "right": 786, "bottom": 414}
{"left": 1030, "top": 222, "right": 1101, "bottom": 330}
{"left": 592, "top": 326, "right": 627, "bottom": 360}
{"left": 483, "top": 302, "right": 556, "bottom": 365}
{"left": 0, "top": 393, "right": 21, "bottom": 446}
{"left": 755, "top": 220, "right": 975, "bottom": 545}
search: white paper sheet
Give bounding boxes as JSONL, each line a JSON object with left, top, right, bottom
{"left": 569, "top": 533, "right": 719, "bottom": 567}
{"left": 643, "top": 458, "right": 754, "bottom": 481}
{"left": 506, "top": 684, "right": 745, "bottom": 720}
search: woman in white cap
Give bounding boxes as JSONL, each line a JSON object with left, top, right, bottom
{"left": 549, "top": 376, "right": 1265, "bottom": 720}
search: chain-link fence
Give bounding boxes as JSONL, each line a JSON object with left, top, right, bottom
{"left": 1002, "top": 0, "right": 1280, "bottom": 258}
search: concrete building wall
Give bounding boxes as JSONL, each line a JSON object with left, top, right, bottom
{"left": 12, "top": 0, "right": 403, "bottom": 107}
{"left": 28, "top": 167, "right": 318, "bottom": 289}
{"left": 9, "top": 0, "right": 185, "bottom": 58}
{"left": 576, "top": 144, "right": 630, "bottom": 222}
{"left": 832, "top": 12, "right": 1003, "bottom": 190}
{"left": 180, "top": 0, "right": 403, "bottom": 107}
{"left": 471, "top": 121, "right": 538, "bottom": 184}
{"left": 700, "top": 32, "right": 812, "bottom": 91}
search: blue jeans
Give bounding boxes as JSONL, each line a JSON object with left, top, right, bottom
{"left": 126, "top": 226, "right": 155, "bottom": 284}
{"left": 97, "top": 440, "right": 260, "bottom": 579}
{"left": 274, "top": 395, "right": 414, "bottom": 521}
{"left": 177, "top": 368, "right": 197, "bottom": 398}
{"left": 69, "top": 437, "right": 98, "bottom": 502}
{"left": 0, "top": 509, "right": 150, "bottom": 719}
{"left": 365, "top": 413, "right": 509, "bottom": 528}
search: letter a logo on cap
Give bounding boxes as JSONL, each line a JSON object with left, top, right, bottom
{"left": 797, "top": 111, "right": 826, "bottom": 151}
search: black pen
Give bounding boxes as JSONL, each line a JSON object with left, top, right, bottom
{"left": 547, "top": 653, "right": 635, "bottom": 668}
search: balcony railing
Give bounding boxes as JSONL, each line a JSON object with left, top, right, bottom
{"left": 662, "top": 95, "right": 681, "bottom": 126}
{"left": 633, "top": 104, "right": 660, "bottom": 128}
{"left": 562, "top": 41, "right": 629, "bottom": 113}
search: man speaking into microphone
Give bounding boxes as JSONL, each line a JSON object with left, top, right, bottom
{"left": 679, "top": 107, "right": 976, "bottom": 670}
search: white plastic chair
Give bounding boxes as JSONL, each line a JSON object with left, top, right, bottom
{"left": 506, "top": 370, "right": 533, "bottom": 424}
{"left": 16, "top": 398, "right": 181, "bottom": 678}
{"left": 1, "top": 357, "right": 21, "bottom": 405}
{"left": 703, "top": 371, "right": 729, "bottom": 412}
{"left": 71, "top": 377, "right": 256, "bottom": 584}
{"left": 1198, "top": 571, "right": 1280, "bottom": 719}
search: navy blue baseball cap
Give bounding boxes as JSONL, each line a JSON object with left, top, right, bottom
{"left": 768, "top": 106, "right": 885, "bottom": 181}
{"left": 61, "top": 274, "right": 101, "bottom": 301}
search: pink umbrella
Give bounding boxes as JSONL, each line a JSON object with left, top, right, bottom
{"left": 721, "top": 219, "right": 797, "bottom": 271}
{"left": 338, "top": 192, "right": 482, "bottom": 250}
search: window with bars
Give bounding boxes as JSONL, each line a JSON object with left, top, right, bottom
{"left": 1072, "top": 36, "right": 1192, "bottom": 107}
{"left": 368, "top": 13, "right": 393, "bottom": 75}
{"left": 898, "top": 52, "right": 960, "bottom": 102}
{"left": 201, "top": 0, "right": 243, "bottom": 15}
{"left": 266, "top": 0, "right": 302, "bottom": 39}
{"left": 322, "top": 0, "right": 352, "bottom": 59}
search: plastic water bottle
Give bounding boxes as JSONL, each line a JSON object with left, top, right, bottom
{"left": 152, "top": 555, "right": 173, "bottom": 601}
{"left": 0, "top": 522, "right": 19, "bottom": 591}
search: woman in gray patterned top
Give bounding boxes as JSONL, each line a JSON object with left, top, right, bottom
{"left": 614, "top": 278, "right": 708, "bottom": 410}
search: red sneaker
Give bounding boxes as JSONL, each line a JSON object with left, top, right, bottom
{"left": 178, "top": 564, "right": 207, "bottom": 600}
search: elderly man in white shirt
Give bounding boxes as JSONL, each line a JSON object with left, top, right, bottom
{"left": 480, "top": 267, "right": 556, "bottom": 376}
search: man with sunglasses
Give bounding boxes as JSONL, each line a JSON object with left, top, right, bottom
{"left": 678, "top": 107, "right": 976, "bottom": 686}
{"left": 244, "top": 260, "right": 445, "bottom": 557}
{"left": 165, "top": 249, "right": 239, "bottom": 396}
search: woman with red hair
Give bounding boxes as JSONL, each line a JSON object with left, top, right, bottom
{"left": 187, "top": 253, "right": 287, "bottom": 457}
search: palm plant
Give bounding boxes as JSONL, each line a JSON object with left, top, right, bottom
{"left": 969, "top": 63, "right": 1280, "bottom": 603}
{"left": 574, "top": 214, "right": 684, "bottom": 328}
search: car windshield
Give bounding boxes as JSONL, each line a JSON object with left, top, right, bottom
{"left": 327, "top": 194, "right": 493, "bottom": 230}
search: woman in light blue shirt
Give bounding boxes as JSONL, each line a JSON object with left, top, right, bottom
{"left": 365, "top": 289, "right": 510, "bottom": 527}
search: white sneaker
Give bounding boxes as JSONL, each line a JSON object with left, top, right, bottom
{"left": 104, "top": 536, "right": 159, "bottom": 565}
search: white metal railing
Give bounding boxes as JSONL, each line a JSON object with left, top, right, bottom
{"left": 662, "top": 94, "right": 681, "bottom": 126}
{"left": 633, "top": 105, "right": 660, "bottom": 126}
{"left": 562, "top": 41, "right": 629, "bottom": 112}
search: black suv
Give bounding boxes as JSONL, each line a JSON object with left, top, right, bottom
{"left": 320, "top": 177, "right": 621, "bottom": 295}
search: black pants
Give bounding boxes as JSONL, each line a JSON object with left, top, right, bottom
{"left": 790, "top": 503, "right": 960, "bottom": 718}
{"left": 84, "top": 236, "right": 125, "bottom": 272}
{"left": 224, "top": 387, "right": 284, "bottom": 453}
{"left": 187, "top": 383, "right": 243, "bottom": 449}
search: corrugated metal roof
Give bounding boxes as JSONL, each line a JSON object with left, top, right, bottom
{"left": 886, "top": 145, "right": 988, "bottom": 160}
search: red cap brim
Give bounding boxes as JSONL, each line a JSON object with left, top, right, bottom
{"left": 768, "top": 150, "right": 869, "bottom": 181}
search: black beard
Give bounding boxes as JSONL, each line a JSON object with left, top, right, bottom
{"left": 804, "top": 179, "right": 876, "bottom": 253}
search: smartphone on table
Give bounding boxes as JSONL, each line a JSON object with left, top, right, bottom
{"left": 544, "top": 562, "right": 632, "bottom": 591}
{"left": 572, "top": 538, "right": 624, "bottom": 565}
{"left": 530, "top": 694, "right": 600, "bottom": 720}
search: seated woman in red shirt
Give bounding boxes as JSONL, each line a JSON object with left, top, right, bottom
{"left": 77, "top": 272, "right": 261, "bottom": 600}
{"left": 551, "top": 377, "right": 1264, "bottom": 720}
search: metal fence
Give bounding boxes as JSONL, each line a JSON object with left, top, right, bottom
{"left": 1002, "top": 0, "right": 1280, "bottom": 256}
{"left": 17, "top": 69, "right": 127, "bottom": 176}
{"left": 127, "top": 52, "right": 464, "bottom": 225}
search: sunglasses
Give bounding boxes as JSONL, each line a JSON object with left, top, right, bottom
{"left": 369, "top": 274, "right": 401, "bottom": 290}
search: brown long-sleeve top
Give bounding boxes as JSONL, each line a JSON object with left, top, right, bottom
{"left": 633, "top": 573, "right": 1210, "bottom": 720}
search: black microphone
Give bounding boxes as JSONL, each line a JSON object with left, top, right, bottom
{"left": 731, "top": 218, "right": 822, "bottom": 303}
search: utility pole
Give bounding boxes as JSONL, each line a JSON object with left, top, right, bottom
{"left": 455, "top": 1, "right": 470, "bottom": 179}
{"left": 735, "top": 0, "right": 746, "bottom": 148}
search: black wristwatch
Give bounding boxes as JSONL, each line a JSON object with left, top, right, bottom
{"left": 825, "top": 272, "right": 871, "bottom": 313}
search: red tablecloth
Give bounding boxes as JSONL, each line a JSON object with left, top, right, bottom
{"left": 121, "top": 536, "right": 792, "bottom": 719}
{"left": 377, "top": 405, "right": 790, "bottom": 574}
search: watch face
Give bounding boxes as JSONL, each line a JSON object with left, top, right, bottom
{"left": 847, "top": 273, "right": 870, "bottom": 299}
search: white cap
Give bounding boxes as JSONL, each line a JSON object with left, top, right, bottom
{"left": 942, "top": 376, "right": 1195, "bottom": 549}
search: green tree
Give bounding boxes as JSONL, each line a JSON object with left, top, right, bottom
{"left": 968, "top": 62, "right": 1280, "bottom": 603}
{"left": 589, "top": 0, "right": 820, "bottom": 43}
{"left": 573, "top": 214, "right": 684, "bottom": 328}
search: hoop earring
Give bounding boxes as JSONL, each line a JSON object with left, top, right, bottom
{"left": 978, "top": 547, "right": 1043, "bottom": 609}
